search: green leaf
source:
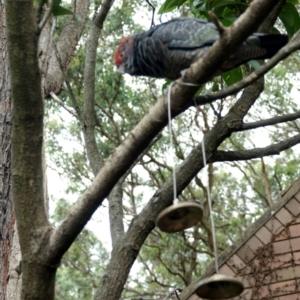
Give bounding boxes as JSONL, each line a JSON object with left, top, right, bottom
{"left": 222, "top": 67, "right": 243, "bottom": 86}
{"left": 162, "top": 79, "right": 172, "bottom": 92}
{"left": 52, "top": 5, "right": 73, "bottom": 16}
{"left": 279, "top": 2, "right": 300, "bottom": 36}
{"left": 191, "top": 0, "right": 207, "bottom": 12}
{"left": 212, "top": 0, "right": 245, "bottom": 9}
{"left": 158, "top": 0, "right": 187, "bottom": 14}
{"left": 34, "top": 0, "right": 47, "bottom": 5}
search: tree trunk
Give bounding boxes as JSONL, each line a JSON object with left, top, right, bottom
{"left": 0, "top": 1, "right": 21, "bottom": 299}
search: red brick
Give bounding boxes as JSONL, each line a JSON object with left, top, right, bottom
{"left": 293, "top": 251, "right": 300, "bottom": 265}
{"left": 269, "top": 279, "right": 296, "bottom": 296}
{"left": 286, "top": 197, "right": 300, "bottom": 217}
{"left": 256, "top": 284, "right": 269, "bottom": 298}
{"left": 255, "top": 226, "right": 272, "bottom": 244}
{"left": 275, "top": 266, "right": 295, "bottom": 282}
{"left": 273, "top": 240, "right": 292, "bottom": 254}
{"left": 290, "top": 224, "right": 300, "bottom": 238}
{"left": 246, "top": 235, "right": 264, "bottom": 253}
{"left": 269, "top": 253, "right": 293, "bottom": 270}
{"left": 294, "top": 265, "right": 300, "bottom": 277}
{"left": 275, "top": 228, "right": 289, "bottom": 241}
{"left": 253, "top": 258, "right": 262, "bottom": 269}
{"left": 275, "top": 207, "right": 294, "bottom": 225}
{"left": 294, "top": 191, "right": 300, "bottom": 203}
{"left": 227, "top": 254, "right": 247, "bottom": 272}
{"left": 266, "top": 217, "right": 284, "bottom": 235}
{"left": 219, "top": 264, "right": 235, "bottom": 276}
{"left": 279, "top": 294, "right": 300, "bottom": 300}
{"left": 236, "top": 275, "right": 255, "bottom": 288}
{"left": 236, "top": 288, "right": 252, "bottom": 300}
{"left": 255, "top": 253, "right": 293, "bottom": 272}
{"left": 291, "top": 237, "right": 300, "bottom": 252}
{"left": 297, "top": 278, "right": 300, "bottom": 288}
{"left": 236, "top": 244, "right": 255, "bottom": 263}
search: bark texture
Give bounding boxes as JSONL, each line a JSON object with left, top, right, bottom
{"left": 0, "top": 1, "right": 21, "bottom": 299}
{"left": 6, "top": 0, "right": 55, "bottom": 297}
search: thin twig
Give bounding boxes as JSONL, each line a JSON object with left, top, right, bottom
{"left": 38, "top": 0, "right": 55, "bottom": 32}
{"left": 209, "top": 11, "right": 226, "bottom": 35}
{"left": 50, "top": 92, "right": 78, "bottom": 118}
{"left": 146, "top": 0, "right": 155, "bottom": 28}
{"left": 52, "top": 43, "right": 82, "bottom": 120}
{"left": 163, "top": 288, "right": 181, "bottom": 300}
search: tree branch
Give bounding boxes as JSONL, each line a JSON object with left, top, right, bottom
{"left": 193, "top": 35, "right": 300, "bottom": 107}
{"left": 240, "top": 110, "right": 300, "bottom": 131}
{"left": 47, "top": 0, "right": 280, "bottom": 296}
{"left": 109, "top": 135, "right": 161, "bottom": 248}
{"left": 82, "top": 1, "right": 114, "bottom": 176}
{"left": 211, "top": 134, "right": 300, "bottom": 162}
{"left": 50, "top": 92, "right": 78, "bottom": 118}
{"left": 38, "top": 0, "right": 55, "bottom": 32}
{"left": 42, "top": 0, "right": 90, "bottom": 97}
{"left": 52, "top": 41, "right": 83, "bottom": 120}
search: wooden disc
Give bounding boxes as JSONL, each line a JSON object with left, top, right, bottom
{"left": 195, "top": 274, "right": 244, "bottom": 299}
{"left": 156, "top": 202, "right": 203, "bottom": 233}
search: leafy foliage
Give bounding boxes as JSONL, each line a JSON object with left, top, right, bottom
{"left": 158, "top": 0, "right": 300, "bottom": 86}
{"left": 43, "top": 0, "right": 300, "bottom": 299}
{"left": 53, "top": 201, "right": 108, "bottom": 300}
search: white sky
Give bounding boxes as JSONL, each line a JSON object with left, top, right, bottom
{"left": 46, "top": 2, "right": 300, "bottom": 260}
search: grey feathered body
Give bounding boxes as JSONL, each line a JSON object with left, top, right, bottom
{"left": 125, "top": 18, "right": 288, "bottom": 79}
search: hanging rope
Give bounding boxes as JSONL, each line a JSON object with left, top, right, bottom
{"left": 167, "top": 83, "right": 178, "bottom": 205}
{"left": 201, "top": 136, "right": 219, "bottom": 273}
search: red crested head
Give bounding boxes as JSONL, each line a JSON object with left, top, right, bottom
{"left": 114, "top": 37, "right": 132, "bottom": 67}
{"left": 114, "top": 36, "right": 139, "bottom": 75}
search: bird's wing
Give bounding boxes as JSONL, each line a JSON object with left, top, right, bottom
{"left": 149, "top": 18, "right": 219, "bottom": 49}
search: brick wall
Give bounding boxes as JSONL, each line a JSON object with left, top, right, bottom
{"left": 186, "top": 189, "right": 300, "bottom": 300}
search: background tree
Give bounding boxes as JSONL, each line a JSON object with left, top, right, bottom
{"left": 2, "top": 0, "right": 300, "bottom": 299}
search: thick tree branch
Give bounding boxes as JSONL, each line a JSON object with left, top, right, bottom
{"left": 210, "top": 134, "right": 300, "bottom": 162}
{"left": 49, "top": 0, "right": 278, "bottom": 264}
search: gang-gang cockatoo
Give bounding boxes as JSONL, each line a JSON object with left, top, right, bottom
{"left": 114, "top": 18, "right": 288, "bottom": 80}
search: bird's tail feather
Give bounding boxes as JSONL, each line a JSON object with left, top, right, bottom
{"left": 247, "top": 34, "right": 289, "bottom": 59}
{"left": 220, "top": 34, "right": 288, "bottom": 72}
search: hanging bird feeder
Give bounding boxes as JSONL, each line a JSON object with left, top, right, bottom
{"left": 156, "top": 201, "right": 203, "bottom": 233}
{"left": 194, "top": 274, "right": 244, "bottom": 299}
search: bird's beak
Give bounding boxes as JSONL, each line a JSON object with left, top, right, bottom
{"left": 116, "top": 64, "right": 125, "bottom": 74}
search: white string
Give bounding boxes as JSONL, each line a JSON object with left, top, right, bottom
{"left": 167, "top": 79, "right": 200, "bottom": 204}
{"left": 167, "top": 83, "right": 178, "bottom": 205}
{"left": 202, "top": 135, "right": 219, "bottom": 273}
{"left": 170, "top": 79, "right": 219, "bottom": 272}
